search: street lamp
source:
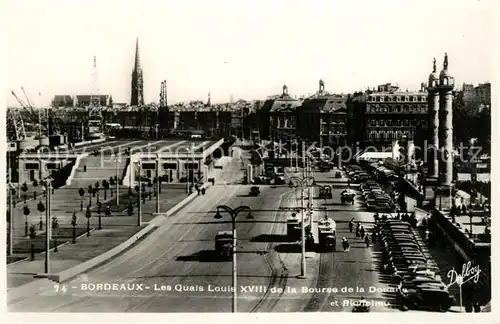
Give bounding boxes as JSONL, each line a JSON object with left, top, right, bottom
{"left": 214, "top": 205, "right": 252, "bottom": 313}
{"left": 156, "top": 153, "right": 160, "bottom": 213}
{"left": 115, "top": 153, "right": 120, "bottom": 205}
{"left": 468, "top": 210, "right": 473, "bottom": 236}
{"left": 288, "top": 175, "right": 315, "bottom": 279}
{"left": 134, "top": 159, "right": 142, "bottom": 226}
{"left": 44, "top": 176, "right": 53, "bottom": 274}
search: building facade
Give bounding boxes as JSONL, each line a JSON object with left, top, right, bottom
{"left": 364, "top": 83, "right": 428, "bottom": 150}
{"left": 259, "top": 85, "right": 301, "bottom": 143}
{"left": 297, "top": 81, "right": 348, "bottom": 148}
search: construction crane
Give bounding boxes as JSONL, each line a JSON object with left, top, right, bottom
{"left": 9, "top": 91, "right": 28, "bottom": 141}
{"left": 21, "top": 87, "right": 47, "bottom": 138}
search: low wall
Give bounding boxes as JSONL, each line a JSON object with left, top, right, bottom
{"left": 74, "top": 138, "right": 106, "bottom": 148}
{"left": 50, "top": 182, "right": 211, "bottom": 283}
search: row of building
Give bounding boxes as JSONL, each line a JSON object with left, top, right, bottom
{"left": 47, "top": 78, "right": 490, "bottom": 151}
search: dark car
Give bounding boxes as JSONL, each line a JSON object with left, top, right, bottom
{"left": 399, "top": 286, "right": 454, "bottom": 312}
{"left": 249, "top": 186, "right": 260, "bottom": 196}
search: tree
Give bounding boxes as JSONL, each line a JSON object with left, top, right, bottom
{"left": 78, "top": 188, "right": 85, "bottom": 211}
{"left": 52, "top": 216, "right": 59, "bottom": 252}
{"left": 109, "top": 177, "right": 115, "bottom": 197}
{"left": 23, "top": 205, "right": 30, "bottom": 237}
{"left": 37, "top": 201, "right": 45, "bottom": 230}
{"left": 21, "top": 182, "right": 28, "bottom": 203}
{"left": 87, "top": 185, "right": 93, "bottom": 206}
{"left": 33, "top": 180, "right": 39, "bottom": 199}
{"left": 85, "top": 207, "right": 92, "bottom": 236}
{"left": 71, "top": 211, "right": 77, "bottom": 243}
{"left": 102, "top": 180, "right": 109, "bottom": 200}
{"left": 97, "top": 202, "right": 102, "bottom": 230}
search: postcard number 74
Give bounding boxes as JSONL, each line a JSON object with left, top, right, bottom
{"left": 54, "top": 284, "right": 67, "bottom": 293}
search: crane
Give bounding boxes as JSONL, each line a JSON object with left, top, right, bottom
{"left": 9, "top": 91, "right": 28, "bottom": 141}
{"left": 21, "top": 87, "right": 46, "bottom": 138}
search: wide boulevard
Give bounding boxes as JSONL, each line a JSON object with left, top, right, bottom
{"left": 8, "top": 162, "right": 397, "bottom": 312}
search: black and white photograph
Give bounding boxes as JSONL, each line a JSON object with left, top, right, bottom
{"left": 3, "top": 0, "right": 495, "bottom": 320}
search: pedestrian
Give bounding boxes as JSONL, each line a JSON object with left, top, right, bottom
{"left": 473, "top": 302, "right": 481, "bottom": 313}
{"left": 365, "top": 234, "right": 370, "bottom": 247}
{"left": 349, "top": 220, "right": 354, "bottom": 233}
{"left": 201, "top": 188, "right": 206, "bottom": 195}
{"left": 342, "top": 237, "right": 350, "bottom": 252}
{"left": 84, "top": 165, "right": 87, "bottom": 172}
{"left": 347, "top": 179, "right": 350, "bottom": 188}
{"left": 360, "top": 225, "right": 365, "bottom": 239}
{"left": 372, "top": 230, "right": 377, "bottom": 243}
{"left": 356, "top": 226, "right": 360, "bottom": 238}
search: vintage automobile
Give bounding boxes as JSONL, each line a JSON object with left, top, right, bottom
{"left": 249, "top": 186, "right": 261, "bottom": 196}
{"left": 215, "top": 231, "right": 233, "bottom": 260}
{"left": 341, "top": 189, "right": 356, "bottom": 204}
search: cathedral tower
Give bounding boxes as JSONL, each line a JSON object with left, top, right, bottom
{"left": 131, "top": 37, "right": 144, "bottom": 106}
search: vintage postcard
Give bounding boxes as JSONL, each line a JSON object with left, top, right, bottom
{"left": 3, "top": 0, "right": 496, "bottom": 322}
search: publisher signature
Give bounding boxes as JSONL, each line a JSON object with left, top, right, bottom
{"left": 446, "top": 261, "right": 481, "bottom": 287}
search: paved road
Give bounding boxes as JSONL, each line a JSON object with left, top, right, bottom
{"left": 8, "top": 184, "right": 294, "bottom": 312}
{"left": 8, "top": 167, "right": 399, "bottom": 313}
{"left": 285, "top": 170, "right": 399, "bottom": 312}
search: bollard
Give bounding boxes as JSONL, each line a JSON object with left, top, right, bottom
{"left": 30, "top": 243, "right": 35, "bottom": 261}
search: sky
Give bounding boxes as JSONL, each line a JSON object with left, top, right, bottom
{"left": 4, "top": 0, "right": 496, "bottom": 107}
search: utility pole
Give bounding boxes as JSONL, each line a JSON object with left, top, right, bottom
{"left": 137, "top": 160, "right": 142, "bottom": 226}
{"left": 45, "top": 177, "right": 53, "bottom": 274}
{"left": 7, "top": 152, "right": 13, "bottom": 256}
{"left": 156, "top": 153, "right": 160, "bottom": 213}
{"left": 115, "top": 154, "right": 120, "bottom": 205}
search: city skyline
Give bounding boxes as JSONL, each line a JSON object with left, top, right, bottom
{"left": 5, "top": 0, "right": 494, "bottom": 107}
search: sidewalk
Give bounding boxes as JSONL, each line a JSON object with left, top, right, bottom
{"left": 7, "top": 184, "right": 190, "bottom": 290}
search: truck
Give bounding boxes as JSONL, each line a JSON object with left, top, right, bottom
{"left": 317, "top": 216, "right": 336, "bottom": 251}
{"left": 286, "top": 212, "right": 301, "bottom": 241}
{"left": 215, "top": 231, "right": 233, "bottom": 260}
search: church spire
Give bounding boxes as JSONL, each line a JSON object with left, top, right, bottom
{"left": 131, "top": 37, "right": 144, "bottom": 106}
{"left": 134, "top": 37, "right": 141, "bottom": 71}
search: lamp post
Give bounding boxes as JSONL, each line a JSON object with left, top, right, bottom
{"left": 288, "top": 175, "right": 315, "bottom": 279}
{"left": 156, "top": 153, "right": 160, "bottom": 213}
{"left": 468, "top": 210, "right": 473, "bottom": 236}
{"left": 44, "top": 177, "right": 53, "bottom": 274}
{"left": 7, "top": 184, "right": 15, "bottom": 256}
{"left": 191, "top": 141, "right": 195, "bottom": 188}
{"left": 185, "top": 148, "right": 190, "bottom": 194}
{"left": 135, "top": 159, "right": 142, "bottom": 226}
{"left": 214, "top": 205, "right": 252, "bottom": 313}
{"left": 115, "top": 153, "right": 120, "bottom": 205}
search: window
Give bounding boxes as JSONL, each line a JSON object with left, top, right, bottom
{"left": 25, "top": 163, "right": 39, "bottom": 170}
{"left": 163, "top": 163, "right": 177, "bottom": 170}
{"left": 46, "top": 163, "right": 59, "bottom": 170}
{"left": 403, "top": 119, "right": 409, "bottom": 126}
{"left": 142, "top": 163, "right": 156, "bottom": 170}
{"left": 184, "top": 163, "right": 199, "bottom": 170}
{"left": 409, "top": 96, "right": 414, "bottom": 102}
